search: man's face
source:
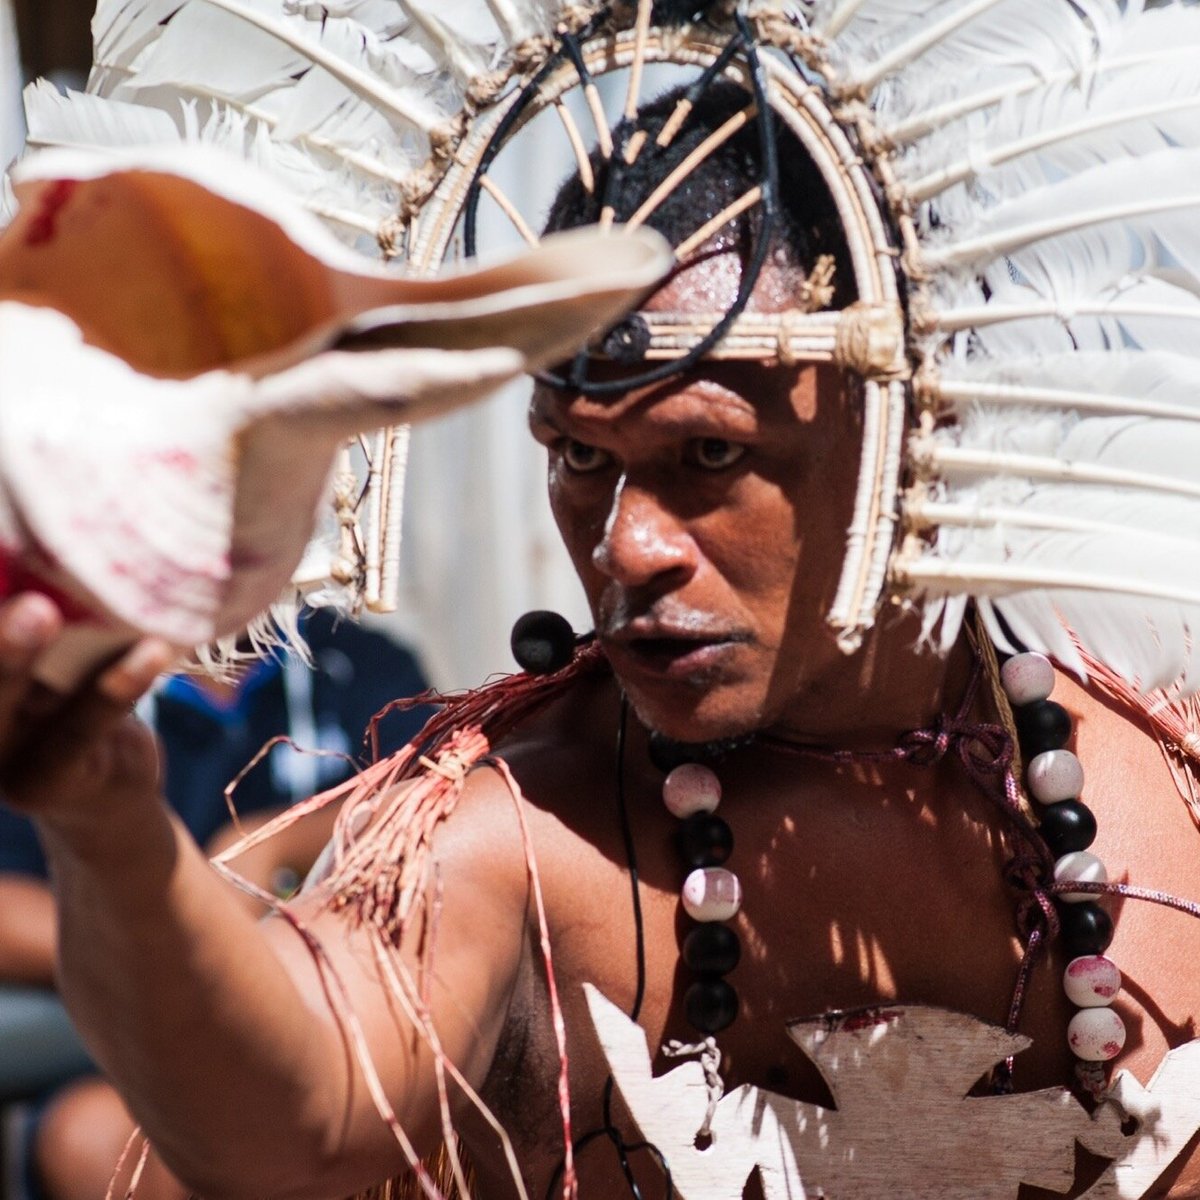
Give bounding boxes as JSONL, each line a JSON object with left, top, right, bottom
{"left": 529, "top": 251, "right": 862, "bottom": 744}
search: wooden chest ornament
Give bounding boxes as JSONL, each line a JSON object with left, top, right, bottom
{"left": 585, "top": 986, "right": 1200, "bottom": 1199}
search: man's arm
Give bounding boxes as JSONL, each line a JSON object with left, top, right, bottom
{"left": 0, "top": 595, "right": 529, "bottom": 1200}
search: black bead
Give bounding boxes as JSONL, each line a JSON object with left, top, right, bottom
{"left": 652, "top": 0, "right": 716, "bottom": 25}
{"left": 600, "top": 314, "right": 651, "bottom": 364}
{"left": 678, "top": 813, "right": 733, "bottom": 868}
{"left": 1059, "top": 901, "right": 1114, "bottom": 957}
{"left": 648, "top": 732, "right": 704, "bottom": 774}
{"left": 1015, "top": 700, "right": 1072, "bottom": 757}
{"left": 685, "top": 978, "right": 739, "bottom": 1034}
{"left": 683, "top": 923, "right": 741, "bottom": 975}
{"left": 509, "top": 610, "right": 575, "bottom": 675}
{"left": 1038, "top": 800, "right": 1097, "bottom": 857}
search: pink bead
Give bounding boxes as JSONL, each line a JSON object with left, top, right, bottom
{"left": 1064, "top": 956, "right": 1122, "bottom": 1008}
{"left": 1001, "top": 652, "right": 1056, "bottom": 706}
{"left": 681, "top": 867, "right": 742, "bottom": 922}
{"left": 1068, "top": 1006, "right": 1126, "bottom": 1062}
{"left": 1054, "top": 851, "right": 1108, "bottom": 903}
{"left": 663, "top": 764, "right": 722, "bottom": 819}
{"left": 1027, "top": 750, "right": 1083, "bottom": 804}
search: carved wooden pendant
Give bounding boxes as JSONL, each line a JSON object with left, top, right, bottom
{"left": 584, "top": 984, "right": 1200, "bottom": 1199}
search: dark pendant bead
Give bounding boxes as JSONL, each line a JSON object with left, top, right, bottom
{"left": 1059, "top": 901, "right": 1114, "bottom": 957}
{"left": 685, "top": 977, "right": 739, "bottom": 1034}
{"left": 678, "top": 812, "right": 734, "bottom": 868}
{"left": 1038, "top": 800, "right": 1098, "bottom": 856}
{"left": 683, "top": 923, "right": 741, "bottom": 975}
{"left": 648, "top": 732, "right": 704, "bottom": 774}
{"left": 509, "top": 610, "right": 574, "bottom": 675}
{"left": 1015, "top": 700, "right": 1072, "bottom": 757}
{"left": 600, "top": 314, "right": 651, "bottom": 364}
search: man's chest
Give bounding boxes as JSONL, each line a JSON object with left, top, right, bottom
{"left": 481, "top": 753, "right": 1200, "bottom": 1198}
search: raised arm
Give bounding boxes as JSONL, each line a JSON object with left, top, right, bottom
{"left": 0, "top": 594, "right": 529, "bottom": 1200}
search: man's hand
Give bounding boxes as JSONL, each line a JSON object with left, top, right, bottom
{"left": 0, "top": 593, "right": 174, "bottom": 824}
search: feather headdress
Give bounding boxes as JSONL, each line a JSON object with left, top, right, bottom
{"left": 26, "top": 0, "right": 1200, "bottom": 692}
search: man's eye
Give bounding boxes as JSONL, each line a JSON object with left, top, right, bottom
{"left": 561, "top": 440, "right": 611, "bottom": 473}
{"left": 690, "top": 438, "right": 746, "bottom": 470}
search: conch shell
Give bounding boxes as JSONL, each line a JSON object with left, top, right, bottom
{"left": 0, "top": 145, "right": 671, "bottom": 687}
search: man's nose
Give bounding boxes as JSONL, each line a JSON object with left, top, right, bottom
{"left": 591, "top": 478, "right": 697, "bottom": 587}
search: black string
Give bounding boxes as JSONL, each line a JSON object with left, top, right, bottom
{"left": 545, "top": 695, "right": 675, "bottom": 1200}
{"left": 460, "top": 4, "right": 779, "bottom": 399}
{"left": 537, "top": 21, "right": 781, "bottom": 398}
{"left": 616, "top": 695, "right": 648, "bottom": 1023}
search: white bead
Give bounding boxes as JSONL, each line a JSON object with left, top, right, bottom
{"left": 1067, "top": 1006, "right": 1127, "bottom": 1062}
{"left": 1054, "top": 851, "right": 1108, "bottom": 903}
{"left": 1027, "top": 750, "right": 1083, "bottom": 804}
{"left": 1063, "top": 955, "right": 1122, "bottom": 1008}
{"left": 1001, "top": 653, "right": 1056, "bottom": 706}
{"left": 663, "top": 764, "right": 721, "bottom": 819}
{"left": 681, "top": 867, "right": 742, "bottom": 922}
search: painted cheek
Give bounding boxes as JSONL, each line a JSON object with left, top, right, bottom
{"left": 548, "top": 474, "right": 611, "bottom": 572}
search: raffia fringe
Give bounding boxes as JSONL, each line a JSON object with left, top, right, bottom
{"left": 351, "top": 1141, "right": 477, "bottom": 1200}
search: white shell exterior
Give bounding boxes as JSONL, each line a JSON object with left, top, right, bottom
{"left": 681, "top": 867, "right": 742, "bottom": 922}
{"left": 1063, "top": 956, "right": 1122, "bottom": 1008}
{"left": 1027, "top": 750, "right": 1084, "bottom": 804}
{"left": 663, "top": 764, "right": 722, "bottom": 819}
{"left": 1001, "top": 653, "right": 1056, "bottom": 707}
{"left": 1054, "top": 851, "right": 1109, "bottom": 903}
{"left": 1068, "top": 1006, "right": 1127, "bottom": 1062}
{"left": 0, "top": 156, "right": 672, "bottom": 686}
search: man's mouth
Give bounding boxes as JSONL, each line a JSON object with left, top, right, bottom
{"left": 602, "top": 622, "right": 750, "bottom": 680}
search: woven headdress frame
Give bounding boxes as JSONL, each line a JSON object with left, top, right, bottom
{"left": 405, "top": 11, "right": 911, "bottom": 651}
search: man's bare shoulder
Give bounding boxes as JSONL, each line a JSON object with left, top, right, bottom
{"left": 401, "top": 668, "right": 623, "bottom": 887}
{"left": 485, "top": 668, "right": 624, "bottom": 815}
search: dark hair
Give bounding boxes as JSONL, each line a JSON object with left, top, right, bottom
{"left": 543, "top": 79, "right": 854, "bottom": 304}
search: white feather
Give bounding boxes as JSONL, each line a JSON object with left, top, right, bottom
{"left": 823, "top": 0, "right": 1109, "bottom": 100}
{"left": 90, "top": 0, "right": 190, "bottom": 75}
{"left": 37, "top": 0, "right": 552, "bottom": 255}
{"left": 932, "top": 275, "right": 1200, "bottom": 361}
{"left": 22, "top": 80, "right": 180, "bottom": 151}
{"left": 908, "top": 337, "right": 1200, "bottom": 689}
{"left": 923, "top": 149, "right": 1200, "bottom": 278}
{"left": 938, "top": 353, "right": 1200, "bottom": 422}
{"left": 877, "top": 0, "right": 1179, "bottom": 148}
{"left": 905, "top": 67, "right": 1200, "bottom": 207}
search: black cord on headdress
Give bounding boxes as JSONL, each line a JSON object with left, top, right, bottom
{"left": 544, "top": 695, "right": 676, "bottom": 1200}
{"left": 462, "top": 7, "right": 781, "bottom": 398}
{"left": 462, "top": 12, "right": 608, "bottom": 256}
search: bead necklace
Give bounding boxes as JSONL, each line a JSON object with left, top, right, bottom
{"left": 999, "top": 651, "right": 1127, "bottom": 1088}
{"left": 647, "top": 652, "right": 1131, "bottom": 1093}
{"left": 646, "top": 649, "right": 1130, "bottom": 1098}
{"left": 662, "top": 761, "right": 742, "bottom": 1034}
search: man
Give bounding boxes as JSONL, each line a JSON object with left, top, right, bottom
{"left": 4, "top": 7, "right": 1200, "bottom": 1200}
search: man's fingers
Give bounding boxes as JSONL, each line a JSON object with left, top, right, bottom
{"left": 0, "top": 595, "right": 64, "bottom": 753}
{"left": 97, "top": 639, "right": 175, "bottom": 707}
{"left": 0, "top": 637, "right": 173, "bottom": 815}
{"left": 43, "top": 638, "right": 173, "bottom": 777}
